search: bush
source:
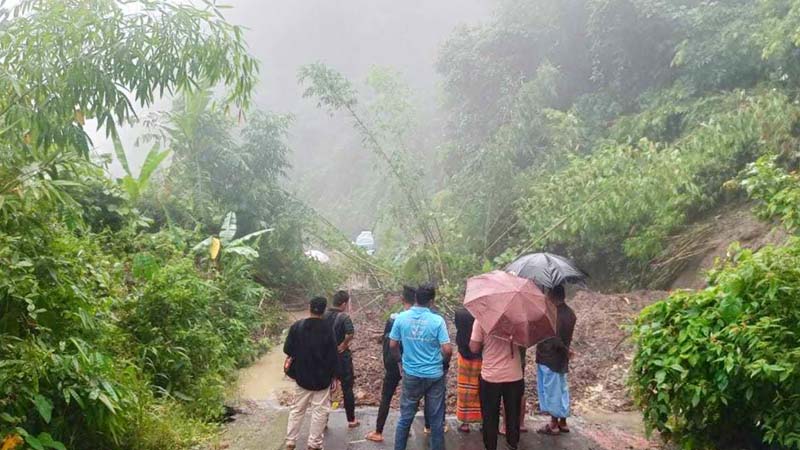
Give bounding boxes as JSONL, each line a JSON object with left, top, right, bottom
{"left": 515, "top": 88, "right": 800, "bottom": 286}
{"left": 630, "top": 241, "right": 800, "bottom": 449}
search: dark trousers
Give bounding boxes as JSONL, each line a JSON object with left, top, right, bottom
{"left": 376, "top": 368, "right": 401, "bottom": 433}
{"left": 337, "top": 352, "right": 356, "bottom": 422}
{"left": 376, "top": 367, "right": 431, "bottom": 433}
{"left": 480, "top": 378, "right": 524, "bottom": 450}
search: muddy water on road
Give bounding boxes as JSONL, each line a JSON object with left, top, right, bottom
{"left": 235, "top": 346, "right": 294, "bottom": 404}
{"left": 233, "top": 310, "right": 305, "bottom": 404}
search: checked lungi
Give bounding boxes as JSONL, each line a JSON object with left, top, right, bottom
{"left": 456, "top": 354, "right": 482, "bottom": 423}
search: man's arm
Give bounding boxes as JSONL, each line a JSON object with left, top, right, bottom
{"left": 437, "top": 318, "right": 453, "bottom": 369}
{"left": 468, "top": 319, "right": 483, "bottom": 354}
{"left": 469, "top": 340, "right": 482, "bottom": 354}
{"left": 441, "top": 342, "right": 453, "bottom": 364}
{"left": 338, "top": 315, "right": 355, "bottom": 353}
{"left": 388, "top": 318, "right": 403, "bottom": 366}
{"left": 389, "top": 339, "right": 402, "bottom": 363}
{"left": 283, "top": 325, "right": 295, "bottom": 357}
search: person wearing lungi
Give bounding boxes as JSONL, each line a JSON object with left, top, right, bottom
{"left": 535, "top": 284, "right": 577, "bottom": 435}
{"left": 454, "top": 306, "right": 482, "bottom": 432}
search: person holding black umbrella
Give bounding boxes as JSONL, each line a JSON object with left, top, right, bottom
{"left": 535, "top": 284, "right": 577, "bottom": 435}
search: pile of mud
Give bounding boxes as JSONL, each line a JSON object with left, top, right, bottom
{"left": 326, "top": 289, "right": 669, "bottom": 416}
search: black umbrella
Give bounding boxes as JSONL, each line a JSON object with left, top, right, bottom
{"left": 505, "top": 252, "right": 588, "bottom": 290}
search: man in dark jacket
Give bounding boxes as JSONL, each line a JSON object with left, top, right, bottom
{"left": 323, "top": 290, "right": 358, "bottom": 427}
{"left": 535, "top": 284, "right": 577, "bottom": 435}
{"left": 365, "top": 286, "right": 416, "bottom": 443}
{"left": 284, "top": 297, "right": 339, "bottom": 450}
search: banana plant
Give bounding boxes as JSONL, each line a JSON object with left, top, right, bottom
{"left": 113, "top": 132, "right": 171, "bottom": 202}
{"left": 192, "top": 212, "right": 273, "bottom": 261}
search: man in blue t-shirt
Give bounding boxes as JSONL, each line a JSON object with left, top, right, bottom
{"left": 389, "top": 283, "right": 452, "bottom": 450}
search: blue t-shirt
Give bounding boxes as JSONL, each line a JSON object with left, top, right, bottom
{"left": 389, "top": 306, "right": 450, "bottom": 379}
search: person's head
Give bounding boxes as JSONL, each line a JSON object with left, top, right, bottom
{"left": 332, "top": 290, "right": 350, "bottom": 308}
{"left": 546, "top": 284, "right": 566, "bottom": 305}
{"left": 309, "top": 296, "right": 327, "bottom": 317}
{"left": 401, "top": 285, "right": 416, "bottom": 310}
{"left": 415, "top": 283, "right": 436, "bottom": 307}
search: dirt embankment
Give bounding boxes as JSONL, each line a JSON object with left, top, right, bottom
{"left": 328, "top": 289, "right": 668, "bottom": 416}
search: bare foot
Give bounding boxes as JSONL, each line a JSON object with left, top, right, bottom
{"left": 365, "top": 431, "right": 384, "bottom": 442}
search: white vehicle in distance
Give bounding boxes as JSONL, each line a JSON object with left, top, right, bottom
{"left": 355, "top": 230, "right": 376, "bottom": 255}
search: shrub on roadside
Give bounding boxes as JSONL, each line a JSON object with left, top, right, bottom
{"left": 630, "top": 241, "right": 800, "bottom": 449}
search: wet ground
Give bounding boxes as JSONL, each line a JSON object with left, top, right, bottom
{"left": 220, "top": 345, "right": 661, "bottom": 450}
{"left": 218, "top": 401, "right": 657, "bottom": 450}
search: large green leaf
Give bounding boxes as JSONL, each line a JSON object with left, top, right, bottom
{"left": 229, "top": 228, "right": 273, "bottom": 246}
{"left": 219, "top": 212, "right": 237, "bottom": 243}
{"left": 109, "top": 122, "right": 131, "bottom": 177}
{"left": 32, "top": 394, "right": 52, "bottom": 424}
{"left": 225, "top": 245, "right": 259, "bottom": 259}
{"left": 137, "top": 144, "right": 171, "bottom": 188}
{"left": 37, "top": 433, "right": 66, "bottom": 450}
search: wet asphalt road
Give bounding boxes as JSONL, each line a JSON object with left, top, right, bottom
{"left": 240, "top": 407, "right": 601, "bottom": 450}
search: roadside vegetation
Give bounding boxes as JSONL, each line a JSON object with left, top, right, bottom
{"left": 2, "top": 0, "right": 800, "bottom": 449}
{"left": 0, "top": 1, "right": 340, "bottom": 449}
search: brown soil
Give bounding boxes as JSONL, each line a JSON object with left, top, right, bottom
{"left": 315, "top": 289, "right": 670, "bottom": 416}
{"left": 666, "top": 205, "right": 788, "bottom": 290}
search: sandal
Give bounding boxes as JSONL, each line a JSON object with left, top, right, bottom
{"left": 536, "top": 424, "right": 560, "bottom": 436}
{"left": 458, "top": 424, "right": 470, "bottom": 433}
{"left": 348, "top": 420, "right": 361, "bottom": 428}
{"left": 558, "top": 424, "right": 570, "bottom": 433}
{"left": 365, "top": 431, "right": 384, "bottom": 443}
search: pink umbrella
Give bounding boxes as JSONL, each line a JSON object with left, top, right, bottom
{"left": 464, "top": 270, "right": 557, "bottom": 348}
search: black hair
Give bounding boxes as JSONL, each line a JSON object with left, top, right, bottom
{"left": 548, "top": 284, "right": 566, "bottom": 303}
{"left": 310, "top": 296, "right": 327, "bottom": 315}
{"left": 415, "top": 283, "right": 436, "bottom": 306}
{"left": 401, "top": 285, "right": 416, "bottom": 304}
{"left": 332, "top": 290, "right": 350, "bottom": 307}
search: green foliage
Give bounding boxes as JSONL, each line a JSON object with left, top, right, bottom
{"left": 0, "top": 0, "right": 257, "bottom": 157}
{"left": 122, "top": 255, "right": 272, "bottom": 420}
{"left": 630, "top": 240, "right": 800, "bottom": 449}
{"left": 0, "top": 1, "right": 303, "bottom": 449}
{"left": 119, "top": 145, "right": 172, "bottom": 203}
{"left": 515, "top": 89, "right": 800, "bottom": 284}
{"left": 740, "top": 155, "right": 800, "bottom": 232}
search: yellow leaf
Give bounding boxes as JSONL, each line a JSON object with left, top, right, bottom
{"left": 210, "top": 237, "right": 221, "bottom": 260}
{"left": 74, "top": 109, "right": 85, "bottom": 126}
{"left": 22, "top": 132, "right": 31, "bottom": 145}
{"left": 1, "top": 434, "right": 24, "bottom": 450}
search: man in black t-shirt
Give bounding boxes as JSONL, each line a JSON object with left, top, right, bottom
{"left": 323, "top": 290, "right": 358, "bottom": 427}
{"left": 284, "top": 297, "right": 338, "bottom": 450}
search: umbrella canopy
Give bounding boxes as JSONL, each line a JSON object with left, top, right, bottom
{"left": 464, "top": 270, "right": 557, "bottom": 348}
{"left": 505, "top": 252, "right": 588, "bottom": 290}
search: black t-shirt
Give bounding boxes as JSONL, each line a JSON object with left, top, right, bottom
{"left": 284, "top": 318, "right": 338, "bottom": 391}
{"left": 323, "top": 307, "right": 355, "bottom": 355}
{"left": 535, "top": 302, "right": 577, "bottom": 373}
{"left": 455, "top": 307, "right": 481, "bottom": 360}
{"left": 382, "top": 315, "right": 401, "bottom": 372}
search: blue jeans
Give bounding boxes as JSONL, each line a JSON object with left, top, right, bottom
{"left": 394, "top": 374, "right": 446, "bottom": 450}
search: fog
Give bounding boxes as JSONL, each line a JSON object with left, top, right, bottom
{"left": 224, "top": 0, "right": 490, "bottom": 236}
{"left": 97, "top": 0, "right": 489, "bottom": 236}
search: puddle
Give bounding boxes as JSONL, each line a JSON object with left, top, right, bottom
{"left": 235, "top": 345, "right": 294, "bottom": 404}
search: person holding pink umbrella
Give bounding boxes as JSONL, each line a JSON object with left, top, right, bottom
{"left": 464, "top": 271, "right": 557, "bottom": 450}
